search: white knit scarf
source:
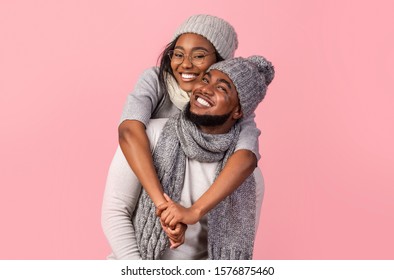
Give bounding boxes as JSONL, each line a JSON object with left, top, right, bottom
{"left": 166, "top": 74, "right": 190, "bottom": 110}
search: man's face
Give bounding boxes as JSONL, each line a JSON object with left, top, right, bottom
{"left": 189, "top": 69, "right": 242, "bottom": 124}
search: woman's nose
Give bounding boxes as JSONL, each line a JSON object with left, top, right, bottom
{"left": 181, "top": 55, "right": 193, "bottom": 68}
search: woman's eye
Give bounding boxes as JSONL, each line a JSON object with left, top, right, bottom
{"left": 193, "top": 54, "right": 205, "bottom": 59}
{"left": 174, "top": 52, "right": 184, "bottom": 58}
{"left": 202, "top": 77, "right": 209, "bottom": 83}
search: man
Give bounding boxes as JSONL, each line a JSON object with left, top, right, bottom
{"left": 102, "top": 55, "right": 275, "bottom": 260}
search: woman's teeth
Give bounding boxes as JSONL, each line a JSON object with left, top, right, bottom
{"left": 181, "top": 73, "right": 197, "bottom": 79}
{"left": 197, "top": 97, "right": 211, "bottom": 107}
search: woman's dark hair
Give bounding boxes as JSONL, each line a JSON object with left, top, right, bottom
{"left": 157, "top": 36, "right": 224, "bottom": 94}
{"left": 157, "top": 38, "right": 178, "bottom": 94}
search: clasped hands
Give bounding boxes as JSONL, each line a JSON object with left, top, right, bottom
{"left": 156, "top": 193, "right": 201, "bottom": 249}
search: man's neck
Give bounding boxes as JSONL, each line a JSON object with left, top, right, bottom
{"left": 198, "top": 122, "right": 234, "bottom": 134}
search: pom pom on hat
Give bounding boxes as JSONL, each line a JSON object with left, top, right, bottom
{"left": 247, "top": 55, "right": 275, "bottom": 86}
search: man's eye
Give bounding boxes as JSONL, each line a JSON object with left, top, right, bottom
{"left": 202, "top": 77, "right": 209, "bottom": 83}
{"left": 217, "top": 85, "right": 227, "bottom": 93}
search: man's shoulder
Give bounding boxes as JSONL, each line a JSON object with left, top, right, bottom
{"left": 146, "top": 118, "right": 169, "bottom": 149}
{"left": 147, "top": 118, "right": 168, "bottom": 130}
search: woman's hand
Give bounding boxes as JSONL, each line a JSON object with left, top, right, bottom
{"left": 157, "top": 194, "right": 202, "bottom": 227}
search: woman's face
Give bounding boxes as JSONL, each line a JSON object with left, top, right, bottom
{"left": 171, "top": 33, "right": 217, "bottom": 92}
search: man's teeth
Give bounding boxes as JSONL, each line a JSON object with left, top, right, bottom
{"left": 181, "top": 73, "right": 197, "bottom": 79}
{"left": 197, "top": 97, "right": 211, "bottom": 107}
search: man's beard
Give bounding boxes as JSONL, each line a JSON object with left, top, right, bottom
{"left": 185, "top": 103, "right": 231, "bottom": 127}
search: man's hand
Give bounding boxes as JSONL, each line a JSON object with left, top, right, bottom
{"left": 160, "top": 220, "right": 187, "bottom": 249}
{"left": 157, "top": 194, "right": 201, "bottom": 227}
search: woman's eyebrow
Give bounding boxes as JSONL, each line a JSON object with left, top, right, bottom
{"left": 173, "top": 46, "right": 210, "bottom": 52}
{"left": 191, "top": 47, "right": 210, "bottom": 52}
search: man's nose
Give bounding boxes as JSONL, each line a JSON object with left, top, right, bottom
{"left": 201, "top": 84, "right": 214, "bottom": 96}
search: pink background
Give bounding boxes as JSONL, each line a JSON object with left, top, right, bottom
{"left": 1, "top": 0, "right": 393, "bottom": 259}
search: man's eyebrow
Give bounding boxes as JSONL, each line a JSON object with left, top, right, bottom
{"left": 217, "top": 78, "right": 232, "bottom": 90}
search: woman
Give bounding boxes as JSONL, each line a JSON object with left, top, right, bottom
{"left": 102, "top": 14, "right": 262, "bottom": 259}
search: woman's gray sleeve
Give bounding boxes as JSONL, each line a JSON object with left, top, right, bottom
{"left": 120, "top": 67, "right": 163, "bottom": 127}
{"left": 236, "top": 113, "right": 261, "bottom": 161}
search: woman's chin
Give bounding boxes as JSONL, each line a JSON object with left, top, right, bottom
{"left": 178, "top": 83, "right": 194, "bottom": 92}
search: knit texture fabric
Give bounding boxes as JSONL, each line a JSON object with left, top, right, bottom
{"left": 208, "top": 55, "right": 275, "bottom": 119}
{"left": 173, "top": 14, "right": 238, "bottom": 60}
{"left": 166, "top": 73, "right": 190, "bottom": 110}
{"left": 133, "top": 110, "right": 256, "bottom": 259}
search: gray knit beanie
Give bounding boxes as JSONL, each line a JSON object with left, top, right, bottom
{"left": 208, "top": 56, "right": 275, "bottom": 119}
{"left": 173, "top": 14, "right": 238, "bottom": 60}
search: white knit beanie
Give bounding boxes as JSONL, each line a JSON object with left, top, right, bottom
{"left": 208, "top": 56, "right": 275, "bottom": 119}
{"left": 173, "top": 14, "right": 238, "bottom": 60}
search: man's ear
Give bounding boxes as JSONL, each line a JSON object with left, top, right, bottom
{"left": 232, "top": 105, "right": 243, "bottom": 120}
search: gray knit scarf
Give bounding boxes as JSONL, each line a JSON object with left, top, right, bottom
{"left": 133, "top": 110, "right": 256, "bottom": 259}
